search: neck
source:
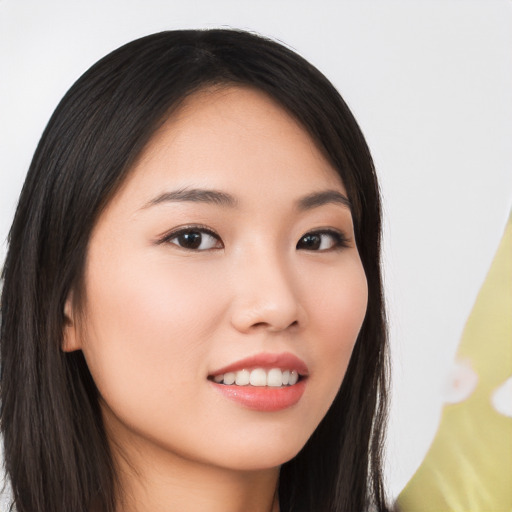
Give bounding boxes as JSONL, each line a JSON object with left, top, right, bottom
{"left": 110, "top": 438, "right": 280, "bottom": 512}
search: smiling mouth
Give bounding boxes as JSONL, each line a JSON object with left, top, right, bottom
{"left": 209, "top": 368, "right": 302, "bottom": 387}
{"left": 208, "top": 354, "right": 308, "bottom": 411}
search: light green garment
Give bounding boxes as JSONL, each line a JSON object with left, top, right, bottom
{"left": 396, "top": 214, "right": 512, "bottom": 512}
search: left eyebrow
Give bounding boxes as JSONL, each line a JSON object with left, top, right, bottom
{"left": 141, "top": 187, "right": 238, "bottom": 209}
{"left": 296, "top": 190, "right": 351, "bottom": 211}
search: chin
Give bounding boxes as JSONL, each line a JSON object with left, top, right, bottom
{"left": 204, "top": 427, "right": 313, "bottom": 472}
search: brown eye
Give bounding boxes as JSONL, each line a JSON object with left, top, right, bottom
{"left": 296, "top": 230, "right": 348, "bottom": 251}
{"left": 166, "top": 228, "right": 222, "bottom": 251}
{"left": 298, "top": 233, "right": 322, "bottom": 250}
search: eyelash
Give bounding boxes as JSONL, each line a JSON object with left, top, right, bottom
{"left": 159, "top": 225, "right": 223, "bottom": 251}
{"left": 158, "top": 226, "right": 349, "bottom": 252}
{"left": 296, "top": 229, "right": 350, "bottom": 251}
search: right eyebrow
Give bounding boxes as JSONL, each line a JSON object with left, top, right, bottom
{"left": 296, "top": 190, "right": 352, "bottom": 212}
{"left": 141, "top": 187, "right": 238, "bottom": 209}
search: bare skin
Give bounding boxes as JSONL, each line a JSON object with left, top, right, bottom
{"left": 111, "top": 437, "right": 280, "bottom": 512}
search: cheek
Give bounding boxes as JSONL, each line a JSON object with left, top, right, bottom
{"left": 79, "top": 253, "right": 227, "bottom": 402}
{"left": 322, "top": 271, "right": 367, "bottom": 353}
{"left": 303, "top": 257, "right": 368, "bottom": 402}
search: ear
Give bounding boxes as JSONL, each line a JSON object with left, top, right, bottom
{"left": 62, "top": 292, "right": 82, "bottom": 352}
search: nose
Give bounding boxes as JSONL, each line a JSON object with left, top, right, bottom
{"left": 229, "top": 251, "right": 306, "bottom": 334}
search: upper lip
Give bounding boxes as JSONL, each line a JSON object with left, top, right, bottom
{"left": 209, "top": 352, "right": 309, "bottom": 377}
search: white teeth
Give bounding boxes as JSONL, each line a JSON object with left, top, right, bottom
{"left": 267, "top": 368, "right": 283, "bottom": 387}
{"left": 235, "top": 369, "right": 250, "bottom": 386}
{"left": 249, "top": 368, "right": 267, "bottom": 386}
{"left": 212, "top": 368, "right": 302, "bottom": 387}
{"left": 223, "top": 372, "right": 236, "bottom": 385}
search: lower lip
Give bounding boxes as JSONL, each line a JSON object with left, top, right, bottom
{"left": 210, "top": 380, "right": 307, "bottom": 412}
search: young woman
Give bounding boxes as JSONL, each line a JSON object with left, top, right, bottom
{"left": 0, "top": 29, "right": 389, "bottom": 512}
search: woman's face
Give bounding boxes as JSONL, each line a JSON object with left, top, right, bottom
{"left": 64, "top": 86, "right": 368, "bottom": 472}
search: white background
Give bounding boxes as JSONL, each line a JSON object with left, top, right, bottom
{"left": 1, "top": 0, "right": 511, "bottom": 501}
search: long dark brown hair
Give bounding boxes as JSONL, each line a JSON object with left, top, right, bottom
{"left": 1, "top": 29, "right": 389, "bottom": 512}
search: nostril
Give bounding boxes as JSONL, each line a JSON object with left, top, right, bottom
{"left": 249, "top": 319, "right": 299, "bottom": 332}
{"left": 230, "top": 296, "right": 305, "bottom": 333}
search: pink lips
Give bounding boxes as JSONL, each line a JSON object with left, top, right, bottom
{"left": 209, "top": 352, "right": 308, "bottom": 412}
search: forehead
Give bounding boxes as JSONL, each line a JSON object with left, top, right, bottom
{"left": 114, "top": 85, "right": 346, "bottom": 209}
